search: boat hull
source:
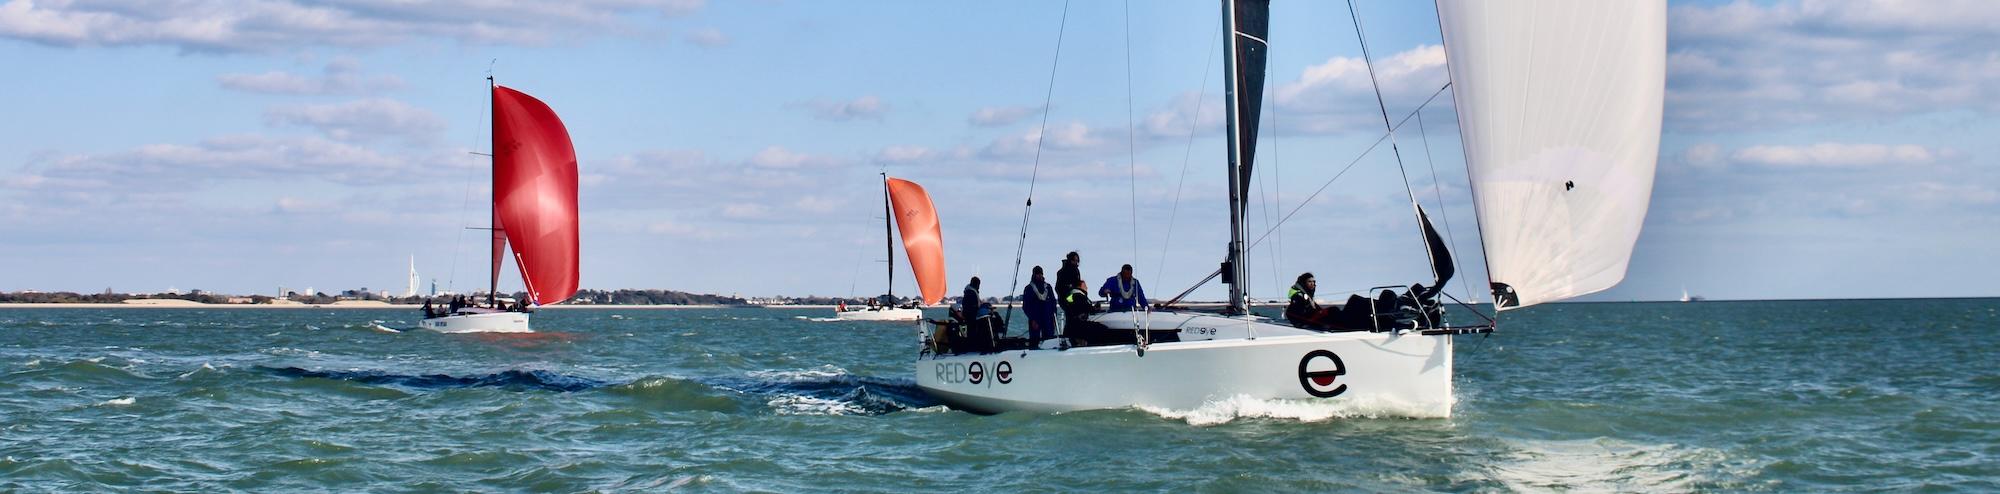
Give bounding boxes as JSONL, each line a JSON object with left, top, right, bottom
{"left": 834, "top": 307, "right": 923, "bottom": 321}
{"left": 916, "top": 313, "right": 1454, "bottom": 417}
{"left": 419, "top": 310, "right": 532, "bottom": 333}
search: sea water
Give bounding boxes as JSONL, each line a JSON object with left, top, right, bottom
{"left": 0, "top": 299, "right": 1994, "bottom": 491}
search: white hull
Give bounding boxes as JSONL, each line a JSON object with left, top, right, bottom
{"left": 916, "top": 311, "right": 1454, "bottom": 417}
{"left": 419, "top": 310, "right": 532, "bottom": 333}
{"left": 834, "top": 307, "right": 923, "bottom": 321}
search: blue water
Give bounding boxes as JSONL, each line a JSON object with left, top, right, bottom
{"left": 1, "top": 300, "right": 1995, "bottom": 491}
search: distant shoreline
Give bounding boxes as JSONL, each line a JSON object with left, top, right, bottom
{"left": 0, "top": 302, "right": 879, "bottom": 310}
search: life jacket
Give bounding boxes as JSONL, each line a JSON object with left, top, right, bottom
{"left": 1288, "top": 283, "right": 1317, "bottom": 309}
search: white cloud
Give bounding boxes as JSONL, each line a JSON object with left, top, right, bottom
{"left": 1274, "top": 45, "right": 1446, "bottom": 113}
{"left": 684, "top": 27, "right": 727, "bottom": 48}
{"left": 794, "top": 95, "right": 888, "bottom": 122}
{"left": 982, "top": 121, "right": 1104, "bottom": 159}
{"left": 1901, "top": 182, "right": 2000, "bottom": 207}
{"left": 1730, "top": 143, "right": 1940, "bottom": 168}
{"left": 0, "top": 0, "right": 706, "bottom": 52}
{"left": 746, "top": 146, "right": 844, "bottom": 169}
{"left": 264, "top": 98, "right": 446, "bottom": 144}
{"left": 217, "top": 58, "right": 403, "bottom": 95}
{"left": 1666, "top": 1, "right": 2000, "bottom": 131}
{"left": 968, "top": 105, "right": 1043, "bottom": 127}
{"left": 1681, "top": 143, "right": 1724, "bottom": 168}
{"left": 8, "top": 134, "right": 442, "bottom": 199}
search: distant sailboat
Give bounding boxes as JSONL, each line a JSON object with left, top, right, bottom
{"left": 836, "top": 175, "right": 946, "bottom": 321}
{"left": 1680, "top": 287, "right": 1704, "bottom": 303}
{"left": 915, "top": 0, "right": 1665, "bottom": 416}
{"left": 421, "top": 81, "right": 581, "bottom": 333}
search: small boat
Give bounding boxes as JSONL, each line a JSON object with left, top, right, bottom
{"left": 1680, "top": 288, "right": 1705, "bottom": 303}
{"left": 916, "top": 0, "right": 1665, "bottom": 416}
{"left": 420, "top": 80, "right": 581, "bottom": 333}
{"left": 833, "top": 175, "right": 946, "bottom": 322}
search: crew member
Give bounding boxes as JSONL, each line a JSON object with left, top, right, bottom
{"left": 959, "top": 276, "right": 984, "bottom": 320}
{"left": 1286, "top": 272, "right": 1335, "bottom": 329}
{"left": 1021, "top": 266, "right": 1058, "bottom": 343}
{"left": 1055, "top": 252, "right": 1082, "bottom": 315}
{"left": 1098, "top": 264, "right": 1149, "bottom": 312}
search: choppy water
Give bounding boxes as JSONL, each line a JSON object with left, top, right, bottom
{"left": 1, "top": 299, "right": 1995, "bottom": 491}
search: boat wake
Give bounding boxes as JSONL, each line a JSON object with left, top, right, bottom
{"left": 1137, "top": 394, "right": 1453, "bottom": 426}
{"left": 794, "top": 316, "right": 845, "bottom": 322}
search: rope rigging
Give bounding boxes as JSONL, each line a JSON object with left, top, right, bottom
{"left": 1347, "top": 0, "right": 1443, "bottom": 284}
{"left": 1001, "top": 0, "right": 1070, "bottom": 326}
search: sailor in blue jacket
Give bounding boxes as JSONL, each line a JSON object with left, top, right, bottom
{"left": 1099, "top": 264, "right": 1149, "bottom": 312}
{"left": 1021, "top": 266, "right": 1058, "bottom": 342}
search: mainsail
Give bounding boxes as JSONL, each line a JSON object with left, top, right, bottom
{"left": 885, "top": 177, "right": 946, "bottom": 305}
{"left": 1437, "top": 0, "right": 1665, "bottom": 310}
{"left": 492, "top": 85, "right": 581, "bottom": 306}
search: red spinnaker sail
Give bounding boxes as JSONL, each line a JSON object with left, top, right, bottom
{"left": 492, "top": 85, "right": 580, "bottom": 305}
{"left": 885, "top": 177, "right": 946, "bottom": 305}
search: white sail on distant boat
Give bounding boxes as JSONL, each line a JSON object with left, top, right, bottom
{"left": 834, "top": 174, "right": 946, "bottom": 321}
{"left": 915, "top": 0, "right": 1665, "bottom": 416}
{"left": 420, "top": 80, "right": 582, "bottom": 333}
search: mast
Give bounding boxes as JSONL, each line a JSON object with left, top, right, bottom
{"left": 1220, "top": 0, "right": 1268, "bottom": 314}
{"left": 487, "top": 75, "right": 501, "bottom": 307}
{"left": 882, "top": 172, "right": 895, "bottom": 302}
{"left": 1220, "top": 0, "right": 1245, "bottom": 314}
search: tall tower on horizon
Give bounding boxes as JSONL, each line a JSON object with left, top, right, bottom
{"left": 405, "top": 255, "right": 419, "bottom": 298}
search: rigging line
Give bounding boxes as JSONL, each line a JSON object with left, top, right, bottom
{"left": 1166, "top": 83, "right": 1452, "bottom": 307}
{"left": 1347, "top": 0, "right": 1440, "bottom": 283}
{"left": 1256, "top": 39, "right": 1281, "bottom": 295}
{"left": 1153, "top": 18, "right": 1220, "bottom": 294}
{"left": 1002, "top": 0, "right": 1070, "bottom": 328}
{"left": 447, "top": 67, "right": 495, "bottom": 295}
{"left": 1414, "top": 107, "right": 1474, "bottom": 304}
{"left": 1124, "top": 0, "right": 1139, "bottom": 270}
{"left": 1245, "top": 82, "right": 1449, "bottom": 252}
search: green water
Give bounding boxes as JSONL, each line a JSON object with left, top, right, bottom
{"left": 1, "top": 299, "right": 1995, "bottom": 491}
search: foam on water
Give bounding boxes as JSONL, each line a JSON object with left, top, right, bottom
{"left": 1138, "top": 394, "right": 1451, "bottom": 426}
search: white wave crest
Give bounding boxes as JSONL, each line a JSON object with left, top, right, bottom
{"left": 1138, "top": 394, "right": 1450, "bottom": 426}
{"left": 177, "top": 363, "right": 219, "bottom": 379}
{"left": 98, "top": 397, "right": 136, "bottom": 406}
{"left": 768, "top": 394, "right": 866, "bottom": 415}
{"left": 747, "top": 365, "right": 849, "bottom": 380}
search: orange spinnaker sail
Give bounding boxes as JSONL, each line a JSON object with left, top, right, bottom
{"left": 886, "top": 177, "right": 946, "bottom": 305}
{"left": 492, "top": 85, "right": 580, "bottom": 305}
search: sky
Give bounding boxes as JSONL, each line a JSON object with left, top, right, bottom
{"left": 1, "top": 0, "right": 1996, "bottom": 302}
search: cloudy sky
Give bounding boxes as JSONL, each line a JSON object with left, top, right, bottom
{"left": 2, "top": 0, "right": 1995, "bottom": 302}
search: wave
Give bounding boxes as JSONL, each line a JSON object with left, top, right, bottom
{"left": 713, "top": 365, "right": 940, "bottom": 416}
{"left": 261, "top": 367, "right": 608, "bottom": 392}
{"left": 1137, "top": 394, "right": 1453, "bottom": 426}
{"left": 258, "top": 364, "right": 940, "bottom": 415}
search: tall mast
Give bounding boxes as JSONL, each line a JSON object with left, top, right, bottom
{"left": 487, "top": 75, "right": 501, "bottom": 306}
{"left": 882, "top": 172, "right": 895, "bottom": 301}
{"left": 1220, "top": 0, "right": 1251, "bottom": 314}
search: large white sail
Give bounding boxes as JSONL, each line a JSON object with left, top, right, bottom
{"left": 1437, "top": 0, "right": 1666, "bottom": 310}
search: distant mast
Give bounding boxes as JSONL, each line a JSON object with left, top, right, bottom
{"left": 883, "top": 172, "right": 895, "bottom": 304}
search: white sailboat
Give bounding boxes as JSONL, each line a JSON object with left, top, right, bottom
{"left": 420, "top": 80, "right": 582, "bottom": 333}
{"left": 915, "top": 0, "right": 1665, "bottom": 416}
{"left": 835, "top": 174, "right": 947, "bottom": 321}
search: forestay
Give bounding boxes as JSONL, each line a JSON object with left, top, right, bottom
{"left": 1437, "top": 0, "right": 1666, "bottom": 310}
